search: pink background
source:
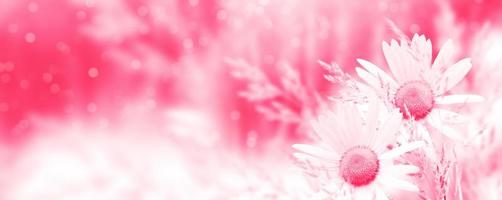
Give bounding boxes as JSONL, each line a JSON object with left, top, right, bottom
{"left": 1, "top": 0, "right": 502, "bottom": 199}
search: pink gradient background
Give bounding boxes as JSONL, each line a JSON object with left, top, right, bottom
{"left": 1, "top": 0, "right": 502, "bottom": 199}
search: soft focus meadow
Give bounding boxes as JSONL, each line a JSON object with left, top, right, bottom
{"left": 1, "top": 0, "right": 502, "bottom": 199}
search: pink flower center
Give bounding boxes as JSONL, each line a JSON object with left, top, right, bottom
{"left": 394, "top": 81, "right": 435, "bottom": 120}
{"left": 339, "top": 146, "right": 379, "bottom": 187}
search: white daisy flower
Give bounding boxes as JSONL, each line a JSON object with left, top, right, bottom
{"left": 355, "top": 34, "right": 483, "bottom": 141}
{"left": 293, "top": 103, "right": 424, "bottom": 199}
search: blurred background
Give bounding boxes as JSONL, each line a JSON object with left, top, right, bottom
{"left": 1, "top": 0, "right": 502, "bottom": 199}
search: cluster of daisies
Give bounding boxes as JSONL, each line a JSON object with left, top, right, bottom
{"left": 293, "top": 34, "right": 483, "bottom": 199}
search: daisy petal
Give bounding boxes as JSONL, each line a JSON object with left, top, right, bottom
{"left": 323, "top": 113, "right": 352, "bottom": 150}
{"left": 383, "top": 40, "right": 406, "bottom": 83}
{"left": 356, "top": 67, "right": 381, "bottom": 90}
{"left": 410, "top": 34, "right": 432, "bottom": 69}
{"left": 432, "top": 39, "right": 454, "bottom": 72}
{"left": 389, "top": 39, "right": 424, "bottom": 82}
{"left": 383, "top": 40, "right": 421, "bottom": 83}
{"left": 435, "top": 94, "right": 484, "bottom": 105}
{"left": 383, "top": 164, "right": 420, "bottom": 175}
{"left": 375, "top": 186, "right": 390, "bottom": 200}
{"left": 437, "top": 58, "right": 472, "bottom": 94}
{"left": 353, "top": 185, "right": 374, "bottom": 200}
{"left": 292, "top": 153, "right": 338, "bottom": 173}
{"left": 292, "top": 144, "right": 338, "bottom": 161}
{"left": 292, "top": 152, "right": 312, "bottom": 161}
{"left": 365, "top": 101, "right": 380, "bottom": 145}
{"left": 311, "top": 119, "right": 345, "bottom": 153}
{"left": 340, "top": 104, "right": 369, "bottom": 146}
{"left": 426, "top": 110, "right": 465, "bottom": 141}
{"left": 357, "top": 59, "right": 398, "bottom": 89}
{"left": 417, "top": 123, "right": 438, "bottom": 161}
{"left": 378, "top": 175, "right": 419, "bottom": 192}
{"left": 373, "top": 110, "right": 402, "bottom": 153}
{"left": 380, "top": 141, "right": 424, "bottom": 160}
{"left": 429, "top": 109, "right": 469, "bottom": 124}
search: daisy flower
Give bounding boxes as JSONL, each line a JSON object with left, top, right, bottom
{"left": 355, "top": 34, "right": 483, "bottom": 141}
{"left": 293, "top": 103, "right": 424, "bottom": 199}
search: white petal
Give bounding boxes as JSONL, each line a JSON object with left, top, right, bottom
{"left": 400, "top": 49, "right": 423, "bottom": 81}
{"left": 292, "top": 144, "right": 338, "bottom": 161}
{"left": 435, "top": 94, "right": 484, "bottom": 105}
{"left": 426, "top": 110, "right": 465, "bottom": 141}
{"left": 373, "top": 110, "right": 402, "bottom": 153}
{"left": 378, "top": 175, "right": 419, "bottom": 192}
{"left": 323, "top": 112, "right": 352, "bottom": 150}
{"left": 365, "top": 101, "right": 380, "bottom": 145}
{"left": 380, "top": 141, "right": 424, "bottom": 160}
{"left": 417, "top": 123, "right": 438, "bottom": 161}
{"left": 311, "top": 119, "right": 336, "bottom": 148}
{"left": 353, "top": 186, "right": 375, "bottom": 200}
{"left": 437, "top": 58, "right": 472, "bottom": 94}
{"left": 382, "top": 164, "right": 420, "bottom": 175}
{"left": 323, "top": 111, "right": 354, "bottom": 152}
{"left": 292, "top": 152, "right": 312, "bottom": 161}
{"left": 427, "top": 109, "right": 469, "bottom": 124}
{"left": 384, "top": 40, "right": 424, "bottom": 82}
{"left": 383, "top": 40, "right": 407, "bottom": 83}
{"left": 432, "top": 39, "right": 454, "bottom": 72}
{"left": 353, "top": 81, "right": 382, "bottom": 100}
{"left": 343, "top": 104, "right": 364, "bottom": 131}
{"left": 411, "top": 33, "right": 421, "bottom": 43}
{"left": 356, "top": 67, "right": 381, "bottom": 90}
{"left": 357, "top": 59, "right": 398, "bottom": 89}
{"left": 383, "top": 41, "right": 405, "bottom": 83}
{"left": 322, "top": 110, "right": 355, "bottom": 151}
{"left": 340, "top": 104, "right": 369, "bottom": 146}
{"left": 292, "top": 152, "right": 338, "bottom": 173}
{"left": 311, "top": 119, "right": 346, "bottom": 153}
{"left": 410, "top": 34, "right": 432, "bottom": 69}
{"left": 374, "top": 186, "right": 390, "bottom": 200}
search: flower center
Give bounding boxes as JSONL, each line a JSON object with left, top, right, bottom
{"left": 393, "top": 81, "right": 435, "bottom": 120}
{"left": 339, "top": 146, "right": 379, "bottom": 187}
